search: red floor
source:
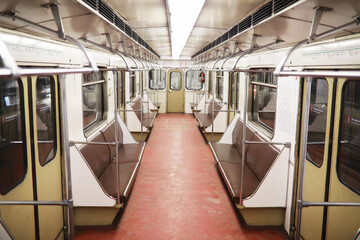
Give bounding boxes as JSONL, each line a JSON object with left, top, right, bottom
{"left": 75, "top": 114, "right": 288, "bottom": 240}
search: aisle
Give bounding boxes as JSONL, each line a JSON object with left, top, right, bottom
{"left": 76, "top": 114, "right": 287, "bottom": 240}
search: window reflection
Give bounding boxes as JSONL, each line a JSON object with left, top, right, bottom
{"left": 306, "top": 78, "right": 328, "bottom": 167}
{"left": 250, "top": 71, "right": 277, "bottom": 131}
{"left": 170, "top": 71, "right": 182, "bottom": 90}
{"left": 82, "top": 72, "right": 105, "bottom": 131}
{"left": 149, "top": 70, "right": 166, "bottom": 90}
{"left": 338, "top": 80, "right": 360, "bottom": 194}
{"left": 36, "top": 76, "right": 57, "bottom": 166}
{"left": 186, "top": 70, "right": 203, "bottom": 90}
{"left": 0, "top": 79, "right": 26, "bottom": 194}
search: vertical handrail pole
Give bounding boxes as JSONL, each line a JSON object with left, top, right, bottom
{"left": 60, "top": 75, "right": 74, "bottom": 239}
{"left": 295, "top": 77, "right": 312, "bottom": 240}
{"left": 240, "top": 72, "right": 249, "bottom": 206}
{"left": 114, "top": 71, "right": 121, "bottom": 204}
{"left": 140, "top": 72, "right": 144, "bottom": 142}
{"left": 211, "top": 96, "right": 215, "bottom": 143}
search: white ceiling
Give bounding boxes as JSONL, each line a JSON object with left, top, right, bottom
{"left": 0, "top": 0, "right": 359, "bottom": 61}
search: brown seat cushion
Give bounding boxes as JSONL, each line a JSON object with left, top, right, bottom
{"left": 233, "top": 121, "right": 254, "bottom": 156}
{"left": 194, "top": 112, "right": 212, "bottom": 128}
{"left": 80, "top": 133, "right": 110, "bottom": 178}
{"left": 115, "top": 143, "right": 145, "bottom": 163}
{"left": 101, "top": 122, "right": 123, "bottom": 160}
{"left": 131, "top": 98, "right": 156, "bottom": 128}
{"left": 246, "top": 133, "right": 279, "bottom": 183}
{"left": 98, "top": 162, "right": 138, "bottom": 200}
{"left": 219, "top": 162, "right": 259, "bottom": 200}
{"left": 211, "top": 143, "right": 242, "bottom": 164}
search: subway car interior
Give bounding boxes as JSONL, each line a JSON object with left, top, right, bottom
{"left": 0, "top": 0, "right": 359, "bottom": 239}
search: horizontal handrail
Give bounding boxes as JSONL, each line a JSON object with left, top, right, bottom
{"left": 118, "top": 109, "right": 142, "bottom": 113}
{"left": 213, "top": 110, "right": 240, "bottom": 113}
{"left": 0, "top": 67, "right": 95, "bottom": 77}
{"left": 0, "top": 200, "right": 70, "bottom": 206}
{"left": 69, "top": 141, "right": 117, "bottom": 146}
{"left": 245, "top": 140, "right": 291, "bottom": 148}
{"left": 302, "top": 201, "right": 360, "bottom": 207}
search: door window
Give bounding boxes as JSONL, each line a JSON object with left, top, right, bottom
{"left": 170, "top": 71, "right": 182, "bottom": 90}
{"left": 0, "top": 79, "right": 26, "bottom": 194}
{"left": 36, "top": 76, "right": 57, "bottom": 166}
{"left": 337, "top": 80, "right": 360, "bottom": 194}
{"left": 306, "top": 78, "right": 328, "bottom": 167}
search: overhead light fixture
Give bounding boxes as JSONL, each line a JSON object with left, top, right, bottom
{"left": 168, "top": 0, "right": 205, "bottom": 59}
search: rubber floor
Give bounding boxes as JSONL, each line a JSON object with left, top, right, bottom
{"left": 75, "top": 113, "right": 288, "bottom": 240}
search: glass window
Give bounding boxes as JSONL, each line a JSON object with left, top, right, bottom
{"left": 82, "top": 72, "right": 105, "bottom": 131}
{"left": 306, "top": 78, "right": 328, "bottom": 167}
{"left": 250, "top": 70, "right": 277, "bottom": 132}
{"left": 36, "top": 76, "right": 57, "bottom": 166}
{"left": 337, "top": 80, "right": 360, "bottom": 194}
{"left": 129, "top": 72, "right": 136, "bottom": 100}
{"left": 216, "top": 72, "right": 224, "bottom": 101}
{"left": 149, "top": 70, "right": 166, "bottom": 90}
{"left": 229, "top": 73, "right": 238, "bottom": 109}
{"left": 186, "top": 70, "right": 203, "bottom": 90}
{"left": 0, "top": 79, "right": 26, "bottom": 194}
{"left": 170, "top": 71, "right": 182, "bottom": 90}
{"left": 208, "top": 72, "right": 213, "bottom": 95}
{"left": 118, "top": 71, "right": 125, "bottom": 108}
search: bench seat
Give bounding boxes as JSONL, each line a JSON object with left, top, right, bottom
{"left": 211, "top": 144, "right": 241, "bottom": 163}
{"left": 194, "top": 99, "right": 222, "bottom": 129}
{"left": 99, "top": 162, "right": 139, "bottom": 201}
{"left": 116, "top": 143, "right": 145, "bottom": 163}
{"left": 80, "top": 121, "right": 144, "bottom": 202}
{"left": 210, "top": 118, "right": 279, "bottom": 201}
{"left": 131, "top": 97, "right": 157, "bottom": 128}
{"left": 218, "top": 162, "right": 260, "bottom": 201}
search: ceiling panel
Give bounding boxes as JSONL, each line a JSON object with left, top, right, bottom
{"left": 181, "top": 0, "right": 268, "bottom": 58}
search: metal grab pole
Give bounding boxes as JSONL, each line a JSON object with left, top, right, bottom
{"left": 239, "top": 72, "right": 249, "bottom": 206}
{"left": 295, "top": 77, "right": 312, "bottom": 240}
{"left": 60, "top": 75, "right": 75, "bottom": 240}
{"left": 140, "top": 72, "right": 144, "bottom": 143}
{"left": 211, "top": 98, "right": 215, "bottom": 143}
{"left": 114, "top": 71, "right": 121, "bottom": 205}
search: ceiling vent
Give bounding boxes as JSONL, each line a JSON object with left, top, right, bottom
{"left": 192, "top": 0, "right": 298, "bottom": 58}
{"left": 81, "top": 0, "right": 160, "bottom": 58}
{"left": 253, "top": 1, "right": 273, "bottom": 25}
{"left": 98, "top": 1, "right": 114, "bottom": 23}
{"left": 238, "top": 16, "right": 251, "bottom": 34}
{"left": 274, "top": 0, "right": 298, "bottom": 13}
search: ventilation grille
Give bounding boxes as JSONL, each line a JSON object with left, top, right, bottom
{"left": 99, "top": 1, "right": 114, "bottom": 23}
{"left": 253, "top": 1, "right": 273, "bottom": 25}
{"left": 238, "top": 16, "right": 251, "bottom": 34}
{"left": 192, "top": 0, "right": 298, "bottom": 58}
{"left": 274, "top": 0, "right": 298, "bottom": 13}
{"left": 83, "top": 0, "right": 97, "bottom": 10}
{"left": 115, "top": 15, "right": 124, "bottom": 31}
{"left": 229, "top": 25, "right": 238, "bottom": 39}
{"left": 81, "top": 0, "right": 159, "bottom": 58}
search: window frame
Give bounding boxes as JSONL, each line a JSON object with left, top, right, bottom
{"left": 249, "top": 69, "right": 277, "bottom": 135}
{"left": 0, "top": 78, "right": 27, "bottom": 195}
{"left": 82, "top": 71, "right": 107, "bottom": 133}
